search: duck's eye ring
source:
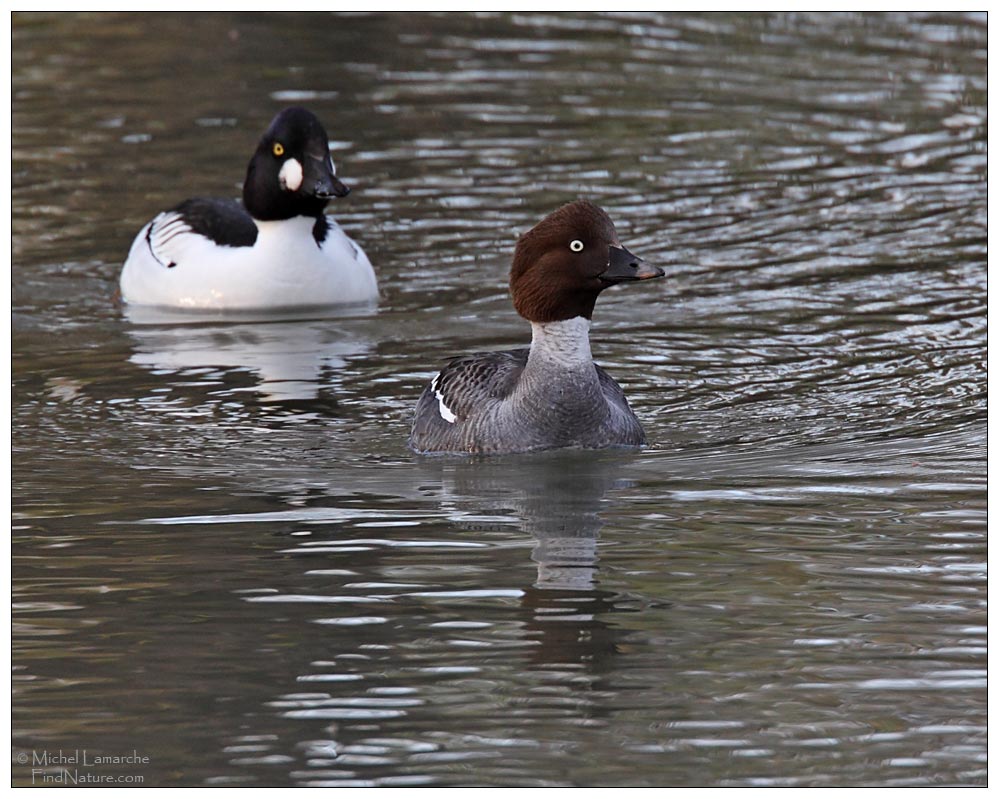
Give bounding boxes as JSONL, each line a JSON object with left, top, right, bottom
{"left": 272, "top": 142, "right": 285, "bottom": 157}
{"left": 569, "top": 240, "right": 584, "bottom": 252}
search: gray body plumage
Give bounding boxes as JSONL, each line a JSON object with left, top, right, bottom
{"left": 409, "top": 318, "right": 646, "bottom": 455}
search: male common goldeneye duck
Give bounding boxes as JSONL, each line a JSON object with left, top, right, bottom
{"left": 409, "top": 199, "right": 665, "bottom": 455}
{"left": 118, "top": 106, "right": 378, "bottom": 310}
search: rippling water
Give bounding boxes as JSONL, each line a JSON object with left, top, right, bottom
{"left": 12, "top": 12, "right": 986, "bottom": 787}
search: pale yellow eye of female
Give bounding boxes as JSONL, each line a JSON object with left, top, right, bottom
{"left": 272, "top": 142, "right": 285, "bottom": 157}
{"left": 569, "top": 240, "right": 584, "bottom": 252}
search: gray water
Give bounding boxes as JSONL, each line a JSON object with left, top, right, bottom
{"left": 11, "top": 12, "right": 986, "bottom": 788}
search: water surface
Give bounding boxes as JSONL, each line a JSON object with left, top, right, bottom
{"left": 12, "top": 11, "right": 986, "bottom": 787}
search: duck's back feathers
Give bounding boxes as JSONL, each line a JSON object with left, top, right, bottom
{"left": 410, "top": 348, "right": 528, "bottom": 453}
{"left": 430, "top": 348, "right": 529, "bottom": 420}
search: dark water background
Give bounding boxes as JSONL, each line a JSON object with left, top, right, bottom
{"left": 12, "top": 12, "right": 986, "bottom": 787}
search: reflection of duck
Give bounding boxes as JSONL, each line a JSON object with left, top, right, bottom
{"left": 119, "top": 107, "right": 377, "bottom": 310}
{"left": 124, "top": 309, "right": 374, "bottom": 404}
{"left": 422, "top": 449, "right": 640, "bottom": 671}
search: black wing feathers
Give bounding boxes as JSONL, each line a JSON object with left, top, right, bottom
{"left": 171, "top": 198, "right": 258, "bottom": 248}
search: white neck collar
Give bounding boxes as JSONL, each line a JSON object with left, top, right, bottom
{"left": 529, "top": 316, "right": 593, "bottom": 369}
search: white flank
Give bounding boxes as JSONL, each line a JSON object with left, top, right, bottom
{"left": 119, "top": 214, "right": 378, "bottom": 309}
{"left": 431, "top": 372, "right": 457, "bottom": 424}
{"left": 279, "top": 158, "right": 304, "bottom": 191}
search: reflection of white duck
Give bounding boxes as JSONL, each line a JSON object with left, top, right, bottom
{"left": 126, "top": 312, "right": 374, "bottom": 404}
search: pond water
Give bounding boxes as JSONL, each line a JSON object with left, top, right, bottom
{"left": 11, "top": 11, "right": 987, "bottom": 788}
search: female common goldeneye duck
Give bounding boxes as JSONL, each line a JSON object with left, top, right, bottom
{"left": 118, "top": 106, "right": 377, "bottom": 310}
{"left": 409, "top": 199, "right": 665, "bottom": 455}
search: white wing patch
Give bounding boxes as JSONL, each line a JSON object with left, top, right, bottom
{"left": 431, "top": 372, "right": 457, "bottom": 424}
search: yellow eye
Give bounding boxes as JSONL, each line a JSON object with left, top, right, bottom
{"left": 272, "top": 142, "right": 284, "bottom": 157}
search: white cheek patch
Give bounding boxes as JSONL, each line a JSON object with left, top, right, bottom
{"left": 431, "top": 372, "right": 457, "bottom": 424}
{"left": 279, "top": 158, "right": 304, "bottom": 192}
